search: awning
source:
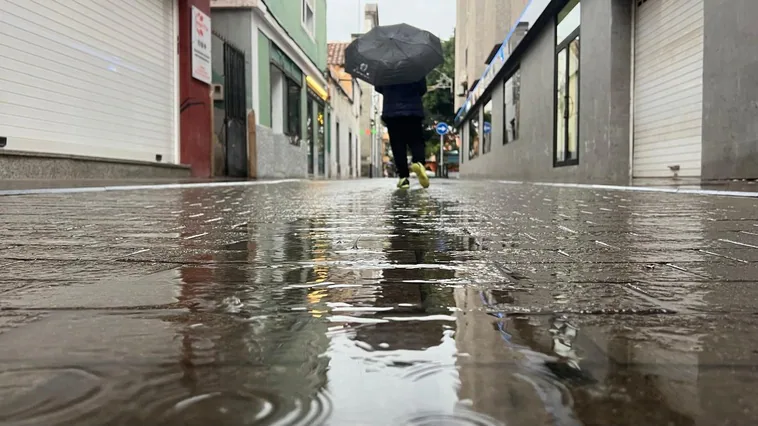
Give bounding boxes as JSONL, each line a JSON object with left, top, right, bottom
{"left": 306, "top": 75, "right": 329, "bottom": 101}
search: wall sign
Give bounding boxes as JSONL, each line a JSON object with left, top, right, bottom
{"left": 191, "top": 6, "right": 212, "bottom": 85}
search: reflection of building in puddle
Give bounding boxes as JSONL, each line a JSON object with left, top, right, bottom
{"left": 454, "top": 287, "right": 581, "bottom": 425}
{"left": 168, "top": 218, "right": 332, "bottom": 424}
{"left": 550, "top": 316, "right": 580, "bottom": 370}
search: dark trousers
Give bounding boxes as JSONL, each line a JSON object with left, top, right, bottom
{"left": 384, "top": 116, "right": 425, "bottom": 178}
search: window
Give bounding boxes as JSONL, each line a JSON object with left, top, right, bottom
{"left": 468, "top": 109, "right": 479, "bottom": 160}
{"left": 286, "top": 78, "right": 302, "bottom": 144}
{"left": 302, "top": 0, "right": 315, "bottom": 37}
{"left": 503, "top": 69, "right": 520, "bottom": 144}
{"left": 554, "top": 0, "right": 580, "bottom": 166}
{"left": 307, "top": 97, "right": 314, "bottom": 174}
{"left": 271, "top": 64, "right": 303, "bottom": 145}
{"left": 482, "top": 99, "right": 492, "bottom": 154}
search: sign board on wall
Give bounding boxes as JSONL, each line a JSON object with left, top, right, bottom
{"left": 191, "top": 6, "right": 212, "bottom": 85}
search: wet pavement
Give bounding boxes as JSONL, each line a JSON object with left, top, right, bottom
{"left": 1, "top": 179, "right": 758, "bottom": 425}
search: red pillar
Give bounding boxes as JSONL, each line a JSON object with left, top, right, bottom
{"left": 178, "top": 0, "right": 212, "bottom": 177}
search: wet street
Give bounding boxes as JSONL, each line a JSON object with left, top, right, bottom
{"left": 2, "top": 179, "right": 758, "bottom": 425}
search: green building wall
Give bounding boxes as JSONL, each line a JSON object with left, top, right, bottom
{"left": 262, "top": 0, "right": 327, "bottom": 70}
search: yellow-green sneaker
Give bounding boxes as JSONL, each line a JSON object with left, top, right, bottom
{"left": 397, "top": 177, "right": 410, "bottom": 189}
{"left": 411, "top": 163, "right": 430, "bottom": 188}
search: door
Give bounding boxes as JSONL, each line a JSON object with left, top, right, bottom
{"left": 633, "top": 0, "right": 704, "bottom": 178}
{"left": 317, "top": 102, "right": 326, "bottom": 176}
{"left": 0, "top": 0, "right": 177, "bottom": 162}
{"left": 223, "top": 41, "right": 248, "bottom": 177}
{"left": 336, "top": 122, "right": 341, "bottom": 177}
{"left": 348, "top": 131, "right": 353, "bottom": 177}
{"left": 307, "top": 97, "right": 315, "bottom": 175}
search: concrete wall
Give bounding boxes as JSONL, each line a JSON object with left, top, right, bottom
{"left": 262, "top": 0, "right": 327, "bottom": 70}
{"left": 257, "top": 31, "right": 272, "bottom": 127}
{"left": 460, "top": 0, "right": 632, "bottom": 185}
{"left": 0, "top": 150, "right": 190, "bottom": 180}
{"left": 701, "top": 0, "right": 758, "bottom": 180}
{"left": 330, "top": 83, "right": 359, "bottom": 178}
{"left": 255, "top": 125, "right": 308, "bottom": 178}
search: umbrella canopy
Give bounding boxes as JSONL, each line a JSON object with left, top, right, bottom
{"left": 345, "top": 23, "right": 443, "bottom": 87}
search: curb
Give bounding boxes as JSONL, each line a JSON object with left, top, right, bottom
{"left": 499, "top": 180, "right": 758, "bottom": 199}
{"left": 0, "top": 179, "right": 302, "bottom": 197}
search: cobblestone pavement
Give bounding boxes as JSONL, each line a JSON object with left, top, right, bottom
{"left": 1, "top": 179, "right": 758, "bottom": 425}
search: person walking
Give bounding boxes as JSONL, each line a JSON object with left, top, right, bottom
{"left": 376, "top": 79, "right": 430, "bottom": 190}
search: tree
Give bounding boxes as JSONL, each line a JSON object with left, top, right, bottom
{"left": 423, "top": 35, "right": 455, "bottom": 159}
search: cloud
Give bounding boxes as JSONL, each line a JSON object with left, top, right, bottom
{"left": 327, "top": 0, "right": 455, "bottom": 42}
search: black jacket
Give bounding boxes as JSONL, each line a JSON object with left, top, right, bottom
{"left": 376, "top": 79, "right": 427, "bottom": 119}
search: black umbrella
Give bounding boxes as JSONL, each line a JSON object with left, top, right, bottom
{"left": 345, "top": 23, "right": 443, "bottom": 86}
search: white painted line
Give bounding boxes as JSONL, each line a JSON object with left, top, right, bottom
{"left": 183, "top": 232, "right": 208, "bottom": 240}
{"left": 0, "top": 179, "right": 301, "bottom": 197}
{"left": 499, "top": 180, "right": 758, "bottom": 198}
{"left": 719, "top": 239, "right": 758, "bottom": 249}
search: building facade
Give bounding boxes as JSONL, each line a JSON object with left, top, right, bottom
{"left": 353, "top": 3, "right": 382, "bottom": 178}
{"left": 211, "top": 0, "right": 330, "bottom": 179}
{"left": 455, "top": 0, "right": 758, "bottom": 183}
{"left": 0, "top": 0, "right": 214, "bottom": 179}
{"left": 327, "top": 43, "right": 362, "bottom": 178}
{"left": 454, "top": 0, "right": 528, "bottom": 112}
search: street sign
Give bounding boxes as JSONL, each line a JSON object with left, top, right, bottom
{"left": 435, "top": 122, "right": 449, "bottom": 136}
{"left": 483, "top": 121, "right": 492, "bottom": 134}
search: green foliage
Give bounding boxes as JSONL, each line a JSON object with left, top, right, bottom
{"left": 423, "top": 35, "right": 455, "bottom": 159}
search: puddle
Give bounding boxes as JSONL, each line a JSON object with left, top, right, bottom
{"left": 1, "top": 182, "right": 758, "bottom": 424}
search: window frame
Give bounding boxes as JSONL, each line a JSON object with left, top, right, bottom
{"left": 553, "top": 2, "right": 580, "bottom": 168}
{"left": 468, "top": 108, "right": 480, "bottom": 161}
{"left": 301, "top": 0, "right": 316, "bottom": 40}
{"left": 283, "top": 74, "right": 302, "bottom": 145}
{"left": 482, "top": 97, "right": 493, "bottom": 154}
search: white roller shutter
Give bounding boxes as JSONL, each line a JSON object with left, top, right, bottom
{"left": 633, "top": 0, "right": 704, "bottom": 178}
{"left": 0, "top": 0, "right": 177, "bottom": 163}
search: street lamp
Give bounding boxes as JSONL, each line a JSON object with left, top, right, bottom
{"left": 427, "top": 69, "right": 453, "bottom": 93}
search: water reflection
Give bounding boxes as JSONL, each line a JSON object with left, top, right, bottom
{"left": 326, "top": 189, "right": 471, "bottom": 424}
{"left": 2, "top": 182, "right": 758, "bottom": 425}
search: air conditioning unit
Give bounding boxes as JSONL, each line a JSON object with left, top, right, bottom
{"left": 212, "top": 84, "right": 224, "bottom": 101}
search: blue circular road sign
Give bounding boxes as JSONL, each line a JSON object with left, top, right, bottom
{"left": 435, "top": 122, "right": 449, "bottom": 136}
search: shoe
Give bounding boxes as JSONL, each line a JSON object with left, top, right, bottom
{"left": 411, "top": 163, "right": 430, "bottom": 188}
{"left": 397, "top": 177, "right": 410, "bottom": 189}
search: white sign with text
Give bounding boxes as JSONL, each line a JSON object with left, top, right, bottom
{"left": 191, "top": 6, "right": 212, "bottom": 84}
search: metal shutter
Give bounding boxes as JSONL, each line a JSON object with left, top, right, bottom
{"left": 633, "top": 0, "right": 704, "bottom": 178}
{"left": 0, "top": 0, "right": 177, "bottom": 163}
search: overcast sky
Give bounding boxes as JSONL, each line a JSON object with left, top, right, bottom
{"left": 327, "top": 0, "right": 456, "bottom": 42}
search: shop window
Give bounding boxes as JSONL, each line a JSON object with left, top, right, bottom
{"left": 307, "top": 97, "right": 314, "bottom": 174}
{"left": 482, "top": 98, "right": 493, "bottom": 154}
{"left": 554, "top": 0, "right": 580, "bottom": 167}
{"left": 271, "top": 64, "right": 302, "bottom": 145}
{"left": 503, "top": 69, "right": 520, "bottom": 144}
{"left": 317, "top": 103, "right": 325, "bottom": 175}
{"left": 468, "top": 109, "right": 480, "bottom": 160}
